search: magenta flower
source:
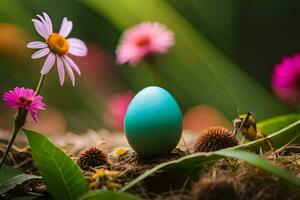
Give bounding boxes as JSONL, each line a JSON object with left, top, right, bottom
{"left": 106, "top": 92, "right": 134, "bottom": 130}
{"left": 272, "top": 53, "right": 300, "bottom": 103}
{"left": 27, "top": 13, "right": 87, "bottom": 86}
{"left": 116, "top": 22, "right": 174, "bottom": 65}
{"left": 3, "top": 87, "right": 45, "bottom": 122}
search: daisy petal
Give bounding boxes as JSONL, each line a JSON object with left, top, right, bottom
{"left": 27, "top": 41, "right": 47, "bottom": 49}
{"left": 56, "top": 55, "right": 65, "bottom": 86}
{"left": 41, "top": 52, "right": 55, "bottom": 74}
{"left": 68, "top": 38, "right": 87, "bottom": 56}
{"left": 32, "top": 19, "right": 49, "bottom": 39}
{"left": 59, "top": 17, "right": 73, "bottom": 37}
{"left": 31, "top": 48, "right": 50, "bottom": 59}
{"left": 64, "top": 55, "right": 81, "bottom": 75}
{"left": 43, "top": 12, "right": 53, "bottom": 34}
{"left": 37, "top": 14, "right": 46, "bottom": 26}
{"left": 62, "top": 57, "right": 75, "bottom": 86}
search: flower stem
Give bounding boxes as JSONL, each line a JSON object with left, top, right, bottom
{"left": 0, "top": 127, "right": 21, "bottom": 169}
{"left": 35, "top": 74, "right": 46, "bottom": 95}
{"left": 0, "top": 74, "right": 46, "bottom": 170}
{"left": 0, "top": 109, "right": 28, "bottom": 169}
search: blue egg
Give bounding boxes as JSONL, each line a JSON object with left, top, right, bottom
{"left": 124, "top": 86, "right": 183, "bottom": 156}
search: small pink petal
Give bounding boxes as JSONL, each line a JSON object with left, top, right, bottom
{"left": 30, "top": 110, "right": 38, "bottom": 122}
{"left": 37, "top": 14, "right": 47, "bottom": 26}
{"left": 41, "top": 52, "right": 55, "bottom": 74}
{"left": 2, "top": 87, "right": 46, "bottom": 122}
{"left": 68, "top": 38, "right": 87, "bottom": 56}
{"left": 32, "top": 19, "right": 49, "bottom": 39}
{"left": 116, "top": 21, "right": 174, "bottom": 65}
{"left": 43, "top": 12, "right": 53, "bottom": 34}
{"left": 31, "top": 48, "right": 50, "bottom": 59}
{"left": 56, "top": 55, "right": 65, "bottom": 86}
{"left": 27, "top": 41, "right": 48, "bottom": 49}
{"left": 63, "top": 55, "right": 81, "bottom": 75}
{"left": 59, "top": 17, "right": 73, "bottom": 37}
{"left": 62, "top": 57, "right": 75, "bottom": 86}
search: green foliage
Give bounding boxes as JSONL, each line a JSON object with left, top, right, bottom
{"left": 258, "top": 113, "right": 300, "bottom": 134}
{"left": 82, "top": 0, "right": 287, "bottom": 120}
{"left": 24, "top": 129, "right": 88, "bottom": 200}
{"left": 0, "top": 174, "right": 41, "bottom": 194}
{"left": 0, "top": 165, "right": 41, "bottom": 194}
{"left": 0, "top": 164, "right": 22, "bottom": 181}
{"left": 80, "top": 191, "right": 139, "bottom": 200}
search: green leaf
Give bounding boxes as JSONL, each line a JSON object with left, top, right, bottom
{"left": 0, "top": 165, "right": 41, "bottom": 194}
{"left": 0, "top": 174, "right": 41, "bottom": 194}
{"left": 121, "top": 149, "right": 300, "bottom": 191}
{"left": 80, "top": 190, "right": 139, "bottom": 200}
{"left": 24, "top": 129, "right": 88, "bottom": 200}
{"left": 0, "top": 165, "right": 22, "bottom": 181}
{"left": 257, "top": 113, "right": 300, "bottom": 135}
{"left": 81, "top": 0, "right": 287, "bottom": 120}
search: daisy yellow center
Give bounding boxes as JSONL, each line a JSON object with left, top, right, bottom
{"left": 114, "top": 148, "right": 127, "bottom": 156}
{"left": 46, "top": 33, "right": 69, "bottom": 55}
{"left": 135, "top": 35, "right": 151, "bottom": 47}
{"left": 19, "top": 97, "right": 32, "bottom": 106}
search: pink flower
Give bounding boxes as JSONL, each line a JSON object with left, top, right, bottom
{"left": 3, "top": 87, "right": 46, "bottom": 122}
{"left": 116, "top": 22, "right": 174, "bottom": 65}
{"left": 27, "top": 12, "right": 87, "bottom": 86}
{"left": 272, "top": 53, "right": 300, "bottom": 104}
{"left": 106, "top": 92, "right": 134, "bottom": 130}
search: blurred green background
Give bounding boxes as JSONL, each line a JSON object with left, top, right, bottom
{"left": 0, "top": 0, "right": 298, "bottom": 133}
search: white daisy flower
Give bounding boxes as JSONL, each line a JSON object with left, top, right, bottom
{"left": 110, "top": 146, "right": 131, "bottom": 158}
{"left": 27, "top": 12, "right": 87, "bottom": 86}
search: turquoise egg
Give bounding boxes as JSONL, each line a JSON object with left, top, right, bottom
{"left": 124, "top": 86, "right": 183, "bottom": 156}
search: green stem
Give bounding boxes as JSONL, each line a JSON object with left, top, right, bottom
{"left": 0, "top": 74, "right": 46, "bottom": 170}
{"left": 35, "top": 74, "right": 46, "bottom": 95}
{"left": 146, "top": 55, "right": 162, "bottom": 86}
{"left": 0, "top": 109, "right": 28, "bottom": 169}
{"left": 0, "top": 127, "right": 21, "bottom": 169}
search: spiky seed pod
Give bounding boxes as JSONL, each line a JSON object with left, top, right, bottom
{"left": 76, "top": 147, "right": 107, "bottom": 169}
{"left": 194, "top": 126, "right": 239, "bottom": 153}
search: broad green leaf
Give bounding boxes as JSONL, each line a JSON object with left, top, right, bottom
{"left": 80, "top": 190, "right": 139, "bottom": 200}
{"left": 121, "top": 149, "right": 300, "bottom": 191}
{"left": 0, "top": 174, "right": 41, "bottom": 194}
{"left": 82, "top": 0, "right": 287, "bottom": 120}
{"left": 24, "top": 129, "right": 88, "bottom": 200}
{"left": 257, "top": 113, "right": 300, "bottom": 135}
{"left": 0, "top": 165, "right": 41, "bottom": 194}
{"left": 0, "top": 165, "right": 22, "bottom": 181}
